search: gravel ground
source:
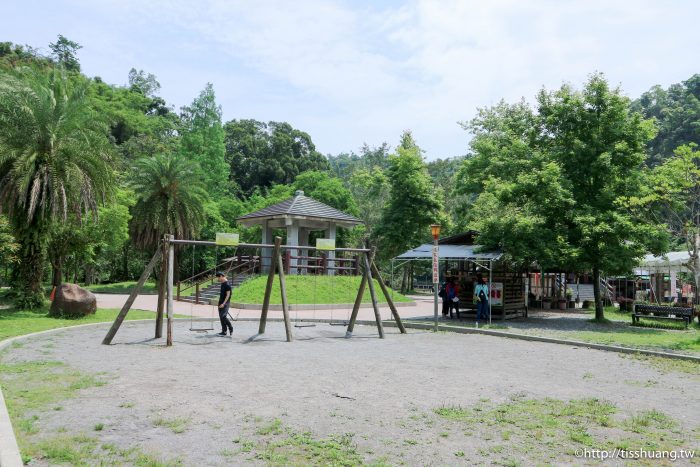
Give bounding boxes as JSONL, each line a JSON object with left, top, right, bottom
{"left": 4, "top": 320, "right": 699, "bottom": 465}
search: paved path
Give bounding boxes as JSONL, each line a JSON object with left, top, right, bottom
{"left": 95, "top": 293, "right": 436, "bottom": 322}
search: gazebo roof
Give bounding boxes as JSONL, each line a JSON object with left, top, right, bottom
{"left": 237, "top": 190, "right": 362, "bottom": 228}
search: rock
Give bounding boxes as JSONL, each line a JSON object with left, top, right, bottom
{"left": 49, "top": 283, "right": 97, "bottom": 318}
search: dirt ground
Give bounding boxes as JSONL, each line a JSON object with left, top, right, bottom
{"left": 4, "top": 320, "right": 699, "bottom": 465}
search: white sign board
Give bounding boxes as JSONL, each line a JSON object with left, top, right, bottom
{"left": 490, "top": 282, "right": 503, "bottom": 306}
{"left": 432, "top": 246, "right": 439, "bottom": 283}
{"left": 316, "top": 238, "right": 336, "bottom": 251}
{"left": 215, "top": 232, "right": 240, "bottom": 246}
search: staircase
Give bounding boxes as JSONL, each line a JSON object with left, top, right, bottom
{"left": 178, "top": 274, "right": 251, "bottom": 304}
{"left": 176, "top": 256, "right": 259, "bottom": 305}
{"left": 570, "top": 283, "right": 595, "bottom": 302}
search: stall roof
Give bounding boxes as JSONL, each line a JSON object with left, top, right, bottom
{"left": 395, "top": 244, "right": 502, "bottom": 261}
{"left": 635, "top": 251, "right": 692, "bottom": 274}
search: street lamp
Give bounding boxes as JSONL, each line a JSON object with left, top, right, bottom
{"left": 430, "top": 224, "right": 441, "bottom": 331}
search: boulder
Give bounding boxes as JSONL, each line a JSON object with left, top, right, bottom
{"left": 49, "top": 283, "right": 97, "bottom": 318}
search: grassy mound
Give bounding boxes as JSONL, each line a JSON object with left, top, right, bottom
{"left": 232, "top": 275, "right": 411, "bottom": 305}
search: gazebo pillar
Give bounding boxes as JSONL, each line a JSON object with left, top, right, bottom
{"left": 261, "top": 220, "right": 273, "bottom": 272}
{"left": 286, "top": 220, "right": 300, "bottom": 275}
{"left": 299, "top": 228, "right": 309, "bottom": 272}
{"left": 328, "top": 223, "right": 336, "bottom": 276}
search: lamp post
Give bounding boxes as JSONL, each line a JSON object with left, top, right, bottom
{"left": 430, "top": 224, "right": 441, "bottom": 332}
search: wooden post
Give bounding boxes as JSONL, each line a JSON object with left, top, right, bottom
{"left": 195, "top": 283, "right": 200, "bottom": 304}
{"left": 345, "top": 272, "right": 368, "bottom": 336}
{"left": 155, "top": 239, "right": 167, "bottom": 338}
{"left": 166, "top": 235, "right": 174, "bottom": 346}
{"left": 103, "top": 248, "right": 162, "bottom": 345}
{"left": 277, "top": 252, "right": 293, "bottom": 342}
{"left": 363, "top": 251, "right": 384, "bottom": 338}
{"left": 371, "top": 260, "right": 406, "bottom": 334}
{"left": 259, "top": 237, "right": 282, "bottom": 334}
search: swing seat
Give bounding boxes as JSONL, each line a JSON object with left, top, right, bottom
{"left": 328, "top": 321, "right": 348, "bottom": 326}
{"left": 294, "top": 322, "right": 316, "bottom": 328}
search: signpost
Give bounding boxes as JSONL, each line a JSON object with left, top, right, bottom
{"left": 430, "top": 224, "right": 441, "bottom": 332}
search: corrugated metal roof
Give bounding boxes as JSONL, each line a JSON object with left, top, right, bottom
{"left": 237, "top": 191, "right": 362, "bottom": 224}
{"left": 395, "top": 244, "right": 502, "bottom": 261}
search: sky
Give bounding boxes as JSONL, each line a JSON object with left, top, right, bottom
{"left": 3, "top": 0, "right": 699, "bottom": 160}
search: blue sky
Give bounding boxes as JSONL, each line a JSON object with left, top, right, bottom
{"left": 3, "top": 0, "right": 699, "bottom": 159}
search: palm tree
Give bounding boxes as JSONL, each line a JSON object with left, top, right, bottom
{"left": 0, "top": 67, "right": 114, "bottom": 307}
{"left": 129, "top": 153, "right": 207, "bottom": 250}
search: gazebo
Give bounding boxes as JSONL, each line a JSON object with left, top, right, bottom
{"left": 237, "top": 190, "right": 363, "bottom": 273}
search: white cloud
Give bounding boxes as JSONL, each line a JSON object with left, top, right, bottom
{"left": 15, "top": 0, "right": 699, "bottom": 158}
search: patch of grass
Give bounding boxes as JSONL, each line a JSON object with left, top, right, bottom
{"left": 624, "top": 354, "right": 700, "bottom": 376}
{"left": 23, "top": 435, "right": 183, "bottom": 466}
{"left": 256, "top": 430, "right": 364, "bottom": 466}
{"left": 257, "top": 418, "right": 284, "bottom": 435}
{"left": 232, "top": 275, "right": 411, "bottom": 305}
{"left": 119, "top": 401, "right": 135, "bottom": 408}
{"left": 0, "top": 303, "right": 171, "bottom": 341}
{"left": 83, "top": 280, "right": 158, "bottom": 295}
{"left": 153, "top": 416, "right": 191, "bottom": 434}
{"left": 94, "top": 423, "right": 104, "bottom": 431}
{"left": 433, "top": 397, "right": 693, "bottom": 465}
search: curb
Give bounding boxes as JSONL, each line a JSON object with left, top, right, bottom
{"left": 394, "top": 321, "right": 700, "bottom": 363}
{"left": 229, "top": 301, "right": 416, "bottom": 311}
{"left": 0, "top": 386, "right": 22, "bottom": 467}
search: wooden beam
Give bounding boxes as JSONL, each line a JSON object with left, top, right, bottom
{"left": 363, "top": 251, "right": 384, "bottom": 338}
{"left": 102, "top": 248, "right": 162, "bottom": 345}
{"left": 155, "top": 239, "right": 167, "bottom": 338}
{"left": 259, "top": 236, "right": 282, "bottom": 334}
{"left": 277, "top": 253, "right": 293, "bottom": 342}
{"left": 166, "top": 235, "right": 174, "bottom": 346}
{"left": 345, "top": 271, "right": 368, "bottom": 336}
{"left": 370, "top": 259, "right": 406, "bottom": 334}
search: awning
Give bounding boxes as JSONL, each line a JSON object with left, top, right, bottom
{"left": 635, "top": 251, "right": 692, "bottom": 274}
{"left": 395, "top": 244, "right": 502, "bottom": 261}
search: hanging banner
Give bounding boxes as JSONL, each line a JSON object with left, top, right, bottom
{"left": 490, "top": 282, "right": 503, "bottom": 306}
{"left": 215, "top": 232, "right": 240, "bottom": 246}
{"left": 432, "top": 245, "right": 439, "bottom": 283}
{"left": 316, "top": 238, "right": 336, "bottom": 251}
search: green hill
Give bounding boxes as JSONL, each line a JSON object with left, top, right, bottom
{"left": 231, "top": 275, "right": 411, "bottom": 305}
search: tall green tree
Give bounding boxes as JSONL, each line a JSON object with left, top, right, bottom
{"left": 632, "top": 74, "right": 700, "bottom": 166}
{"left": 129, "top": 153, "right": 207, "bottom": 250}
{"left": 375, "top": 131, "right": 443, "bottom": 261}
{"left": 640, "top": 143, "right": 700, "bottom": 298}
{"left": 179, "top": 83, "right": 228, "bottom": 195}
{"left": 49, "top": 35, "right": 82, "bottom": 72}
{"left": 0, "top": 68, "right": 114, "bottom": 307}
{"left": 224, "top": 119, "right": 329, "bottom": 195}
{"left": 0, "top": 215, "right": 18, "bottom": 285}
{"left": 458, "top": 74, "right": 668, "bottom": 320}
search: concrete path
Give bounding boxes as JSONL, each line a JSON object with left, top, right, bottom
{"left": 95, "top": 293, "right": 436, "bottom": 322}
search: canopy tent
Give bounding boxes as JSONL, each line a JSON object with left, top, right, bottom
{"left": 635, "top": 251, "right": 692, "bottom": 275}
{"left": 395, "top": 244, "right": 502, "bottom": 262}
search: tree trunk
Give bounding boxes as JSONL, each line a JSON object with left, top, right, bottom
{"left": 592, "top": 266, "right": 604, "bottom": 321}
{"left": 693, "top": 232, "right": 700, "bottom": 306}
{"left": 51, "top": 258, "right": 63, "bottom": 287}
{"left": 400, "top": 266, "right": 409, "bottom": 294}
{"left": 122, "top": 244, "right": 129, "bottom": 280}
{"left": 11, "top": 223, "right": 48, "bottom": 309}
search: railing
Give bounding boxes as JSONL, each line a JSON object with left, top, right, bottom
{"left": 280, "top": 250, "right": 361, "bottom": 276}
{"left": 176, "top": 256, "right": 260, "bottom": 303}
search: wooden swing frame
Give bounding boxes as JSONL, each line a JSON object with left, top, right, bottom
{"left": 102, "top": 235, "right": 406, "bottom": 346}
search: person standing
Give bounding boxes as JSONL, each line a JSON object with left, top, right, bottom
{"left": 216, "top": 272, "right": 233, "bottom": 336}
{"left": 445, "top": 277, "right": 460, "bottom": 318}
{"left": 474, "top": 273, "right": 489, "bottom": 322}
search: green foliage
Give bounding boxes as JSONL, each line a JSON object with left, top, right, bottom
{"left": 457, "top": 74, "right": 668, "bottom": 319}
{"left": 632, "top": 74, "right": 700, "bottom": 166}
{"left": 0, "top": 214, "right": 18, "bottom": 280}
{"left": 374, "top": 131, "right": 443, "bottom": 259}
{"left": 129, "top": 153, "right": 208, "bottom": 250}
{"left": 0, "top": 66, "right": 114, "bottom": 307}
{"left": 48, "top": 34, "right": 82, "bottom": 72}
{"left": 224, "top": 119, "right": 330, "bottom": 195}
{"left": 179, "top": 83, "right": 229, "bottom": 195}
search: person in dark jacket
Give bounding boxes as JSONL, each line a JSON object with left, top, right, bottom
{"left": 216, "top": 272, "right": 233, "bottom": 336}
{"left": 441, "top": 277, "right": 460, "bottom": 318}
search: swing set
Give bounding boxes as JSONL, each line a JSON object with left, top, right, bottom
{"left": 102, "top": 235, "right": 406, "bottom": 346}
